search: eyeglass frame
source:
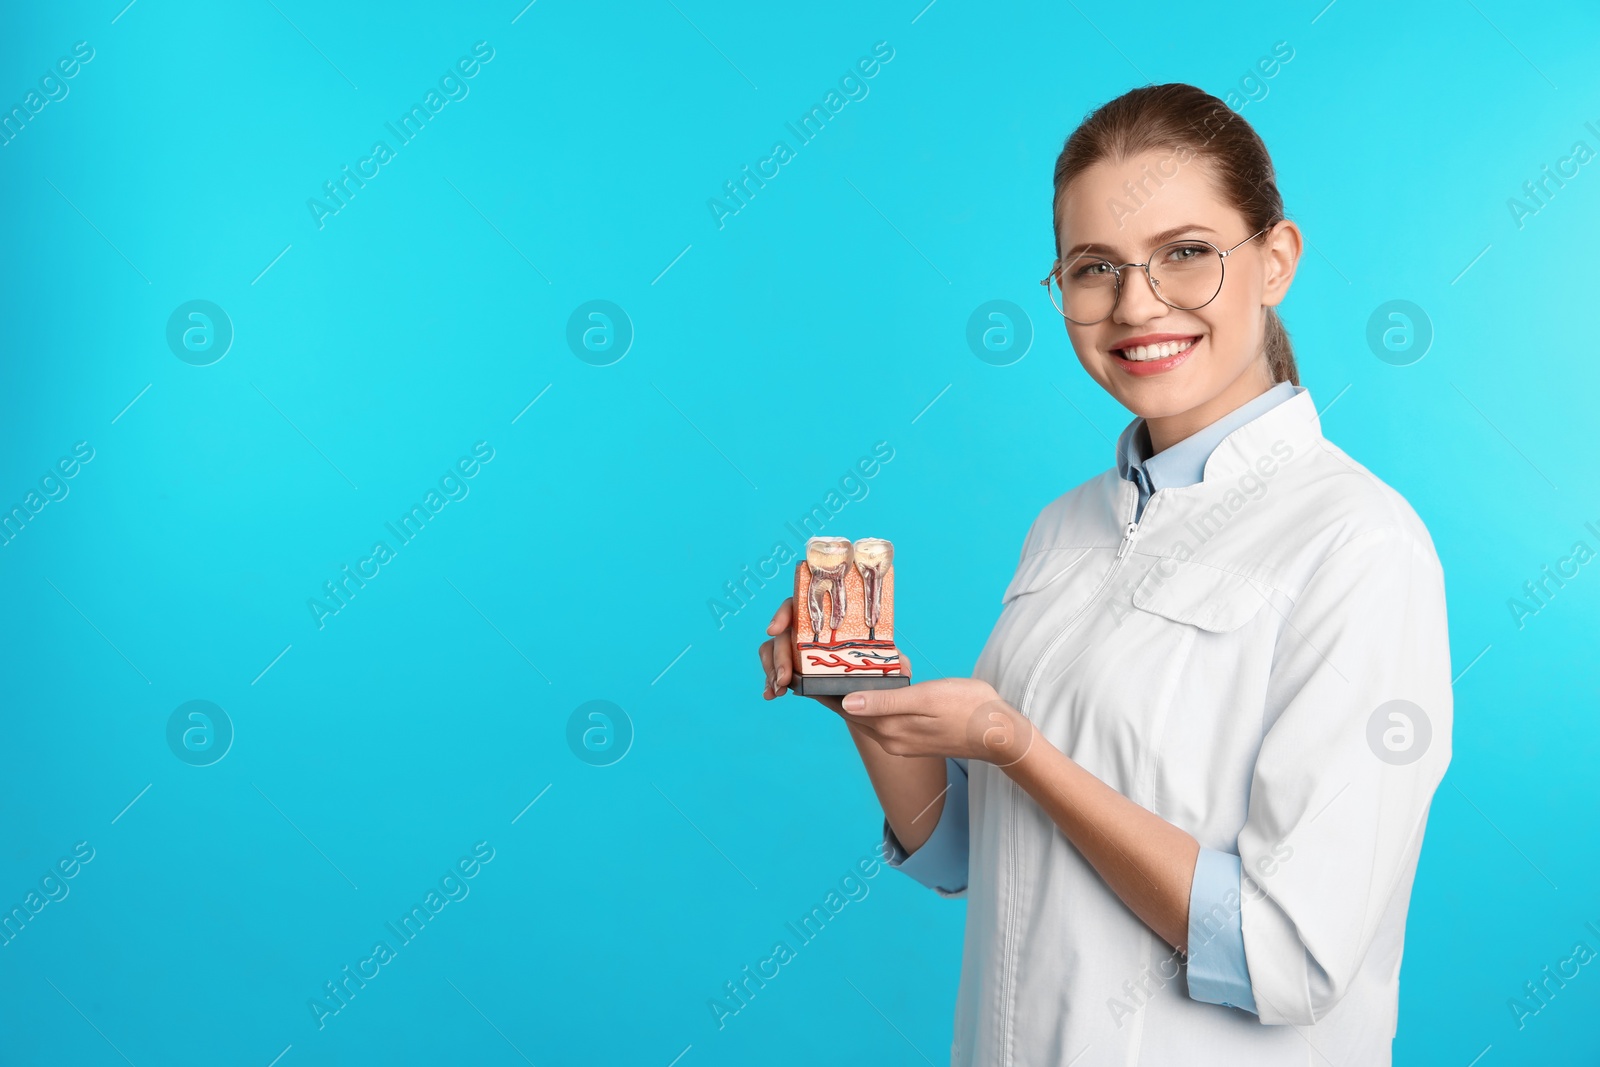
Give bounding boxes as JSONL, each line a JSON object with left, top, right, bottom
{"left": 1039, "top": 224, "right": 1275, "bottom": 325}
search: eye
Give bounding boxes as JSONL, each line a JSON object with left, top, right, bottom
{"left": 1071, "top": 259, "right": 1114, "bottom": 280}
{"left": 1162, "top": 242, "right": 1214, "bottom": 263}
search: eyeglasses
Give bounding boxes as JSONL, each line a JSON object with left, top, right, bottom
{"left": 1040, "top": 225, "right": 1273, "bottom": 325}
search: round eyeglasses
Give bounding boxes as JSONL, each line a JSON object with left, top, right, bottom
{"left": 1040, "top": 225, "right": 1273, "bottom": 325}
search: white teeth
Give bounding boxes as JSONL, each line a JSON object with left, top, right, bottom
{"left": 1117, "top": 337, "right": 1197, "bottom": 361}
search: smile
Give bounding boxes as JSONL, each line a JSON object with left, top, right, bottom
{"left": 1111, "top": 336, "right": 1199, "bottom": 376}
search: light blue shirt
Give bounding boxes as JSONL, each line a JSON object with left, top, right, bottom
{"left": 1116, "top": 381, "right": 1300, "bottom": 526}
{"left": 883, "top": 381, "right": 1303, "bottom": 1015}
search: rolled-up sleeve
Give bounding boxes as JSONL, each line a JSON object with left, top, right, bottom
{"left": 1186, "top": 847, "right": 1257, "bottom": 1013}
{"left": 1235, "top": 525, "right": 1453, "bottom": 1026}
{"left": 882, "top": 757, "right": 969, "bottom": 898}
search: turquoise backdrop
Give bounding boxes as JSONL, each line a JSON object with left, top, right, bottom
{"left": 2, "top": 1, "right": 1596, "bottom": 1064}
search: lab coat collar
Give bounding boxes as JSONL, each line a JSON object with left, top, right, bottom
{"left": 1200, "top": 383, "right": 1321, "bottom": 483}
{"left": 1114, "top": 381, "right": 1300, "bottom": 494}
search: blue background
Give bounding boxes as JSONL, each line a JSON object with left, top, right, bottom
{"left": 2, "top": 1, "right": 1596, "bottom": 1064}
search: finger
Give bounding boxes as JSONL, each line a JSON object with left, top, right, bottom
{"left": 757, "top": 642, "right": 775, "bottom": 698}
{"left": 773, "top": 637, "right": 794, "bottom": 691}
{"left": 811, "top": 694, "right": 845, "bottom": 715}
{"left": 839, "top": 684, "right": 908, "bottom": 717}
{"left": 799, "top": 689, "right": 859, "bottom": 717}
{"left": 898, "top": 651, "right": 912, "bottom": 679}
{"left": 765, "top": 597, "right": 793, "bottom": 636}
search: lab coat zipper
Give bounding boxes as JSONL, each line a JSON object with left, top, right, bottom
{"left": 998, "top": 485, "right": 1151, "bottom": 1062}
{"left": 1018, "top": 488, "right": 1148, "bottom": 712}
{"left": 1115, "top": 519, "right": 1138, "bottom": 559}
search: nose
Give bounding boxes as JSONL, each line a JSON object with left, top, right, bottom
{"left": 1112, "top": 264, "right": 1169, "bottom": 324}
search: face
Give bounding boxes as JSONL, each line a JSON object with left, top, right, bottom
{"left": 1052, "top": 149, "right": 1301, "bottom": 450}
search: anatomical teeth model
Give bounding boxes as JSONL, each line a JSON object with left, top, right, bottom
{"left": 805, "top": 537, "right": 852, "bottom": 644}
{"left": 853, "top": 537, "right": 892, "bottom": 641}
{"left": 788, "top": 535, "right": 910, "bottom": 697}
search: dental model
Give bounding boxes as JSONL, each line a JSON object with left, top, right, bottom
{"left": 853, "top": 537, "right": 892, "bottom": 641}
{"left": 805, "top": 537, "right": 852, "bottom": 644}
{"left": 789, "top": 535, "right": 909, "bottom": 697}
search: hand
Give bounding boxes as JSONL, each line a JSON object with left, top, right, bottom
{"left": 757, "top": 597, "right": 912, "bottom": 717}
{"left": 838, "top": 678, "right": 1037, "bottom": 765}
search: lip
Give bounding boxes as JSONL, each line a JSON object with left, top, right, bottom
{"left": 1111, "top": 335, "right": 1200, "bottom": 378}
{"left": 1111, "top": 332, "right": 1200, "bottom": 352}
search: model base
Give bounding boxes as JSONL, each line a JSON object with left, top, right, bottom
{"left": 789, "top": 674, "right": 911, "bottom": 696}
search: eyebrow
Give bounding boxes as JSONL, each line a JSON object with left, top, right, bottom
{"left": 1062, "top": 224, "right": 1219, "bottom": 260}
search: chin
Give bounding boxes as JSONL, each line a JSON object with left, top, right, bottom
{"left": 1095, "top": 365, "right": 1205, "bottom": 420}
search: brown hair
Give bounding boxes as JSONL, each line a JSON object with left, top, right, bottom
{"left": 1050, "top": 83, "right": 1298, "bottom": 386}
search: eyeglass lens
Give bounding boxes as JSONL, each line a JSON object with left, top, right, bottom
{"left": 1047, "top": 241, "right": 1226, "bottom": 323}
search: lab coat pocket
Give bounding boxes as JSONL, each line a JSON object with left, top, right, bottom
{"left": 978, "top": 546, "right": 1098, "bottom": 699}
{"left": 1129, "top": 558, "right": 1275, "bottom": 827}
{"left": 1131, "top": 557, "right": 1268, "bottom": 632}
{"left": 999, "top": 546, "right": 1094, "bottom": 604}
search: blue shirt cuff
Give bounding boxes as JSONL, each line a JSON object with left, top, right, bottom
{"left": 1186, "top": 846, "right": 1258, "bottom": 1014}
{"left": 881, "top": 757, "right": 969, "bottom": 897}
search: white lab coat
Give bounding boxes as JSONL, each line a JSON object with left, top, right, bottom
{"left": 949, "top": 387, "right": 1452, "bottom": 1065}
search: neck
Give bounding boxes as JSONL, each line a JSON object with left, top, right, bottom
{"left": 1145, "top": 364, "right": 1276, "bottom": 454}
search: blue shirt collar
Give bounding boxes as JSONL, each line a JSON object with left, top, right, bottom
{"left": 1116, "top": 381, "right": 1302, "bottom": 494}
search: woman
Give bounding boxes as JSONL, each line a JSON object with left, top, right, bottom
{"left": 758, "top": 83, "right": 1453, "bottom": 1064}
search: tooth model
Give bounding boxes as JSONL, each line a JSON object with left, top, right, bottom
{"left": 853, "top": 537, "right": 892, "bottom": 641}
{"left": 789, "top": 535, "right": 910, "bottom": 697}
{"left": 805, "top": 537, "right": 852, "bottom": 644}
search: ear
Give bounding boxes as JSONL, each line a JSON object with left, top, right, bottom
{"left": 1260, "top": 219, "right": 1302, "bottom": 310}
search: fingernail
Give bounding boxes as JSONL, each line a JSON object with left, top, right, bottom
{"left": 842, "top": 693, "right": 864, "bottom": 711}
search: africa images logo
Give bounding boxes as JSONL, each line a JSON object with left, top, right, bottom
{"left": 306, "top": 42, "right": 496, "bottom": 229}
{"left": 308, "top": 842, "right": 495, "bottom": 1030}
{"left": 307, "top": 442, "right": 495, "bottom": 630}
{"left": 706, "top": 41, "right": 895, "bottom": 230}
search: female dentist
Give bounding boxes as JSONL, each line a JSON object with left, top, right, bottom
{"left": 757, "top": 82, "right": 1452, "bottom": 1066}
